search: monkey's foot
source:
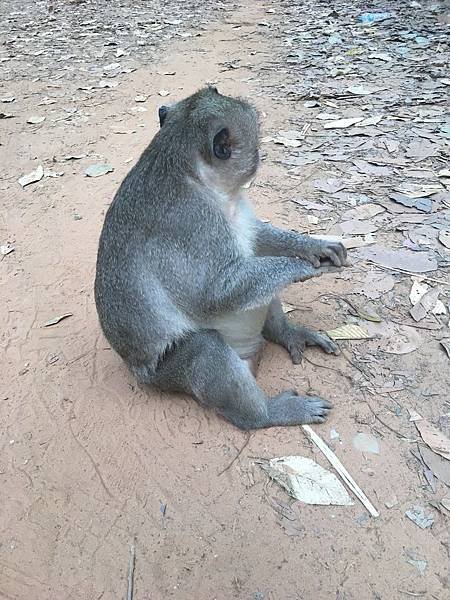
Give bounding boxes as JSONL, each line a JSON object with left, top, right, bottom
{"left": 268, "top": 391, "right": 332, "bottom": 425}
{"left": 284, "top": 326, "right": 339, "bottom": 364}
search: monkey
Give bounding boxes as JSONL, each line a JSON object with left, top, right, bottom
{"left": 94, "top": 87, "right": 348, "bottom": 430}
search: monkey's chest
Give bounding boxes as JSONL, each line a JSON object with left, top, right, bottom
{"left": 207, "top": 197, "right": 268, "bottom": 358}
{"left": 206, "top": 306, "right": 268, "bottom": 359}
{"left": 228, "top": 199, "right": 257, "bottom": 257}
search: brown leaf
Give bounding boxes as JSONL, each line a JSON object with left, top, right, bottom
{"left": 412, "top": 412, "right": 450, "bottom": 460}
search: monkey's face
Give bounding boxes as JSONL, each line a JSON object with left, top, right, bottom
{"left": 157, "top": 87, "right": 260, "bottom": 193}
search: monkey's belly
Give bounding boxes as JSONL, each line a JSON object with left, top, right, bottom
{"left": 205, "top": 305, "right": 269, "bottom": 368}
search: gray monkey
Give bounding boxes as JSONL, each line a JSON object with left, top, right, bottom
{"left": 94, "top": 87, "right": 348, "bottom": 430}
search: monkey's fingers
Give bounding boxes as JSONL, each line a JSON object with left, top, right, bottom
{"left": 321, "top": 242, "right": 348, "bottom": 267}
{"left": 316, "top": 264, "right": 343, "bottom": 275}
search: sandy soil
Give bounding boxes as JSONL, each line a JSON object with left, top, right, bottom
{"left": 1, "top": 1, "right": 450, "bottom": 599}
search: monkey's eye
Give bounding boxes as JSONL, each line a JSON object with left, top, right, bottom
{"left": 158, "top": 106, "right": 168, "bottom": 127}
{"left": 213, "top": 128, "right": 231, "bottom": 160}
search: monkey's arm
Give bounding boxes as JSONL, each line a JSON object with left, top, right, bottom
{"left": 205, "top": 256, "right": 339, "bottom": 314}
{"left": 254, "top": 221, "right": 347, "bottom": 267}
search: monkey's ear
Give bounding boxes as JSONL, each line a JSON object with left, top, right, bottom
{"left": 213, "top": 128, "right": 232, "bottom": 160}
{"left": 158, "top": 106, "right": 168, "bottom": 127}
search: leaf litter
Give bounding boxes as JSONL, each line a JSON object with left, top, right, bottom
{"left": 260, "top": 456, "right": 354, "bottom": 506}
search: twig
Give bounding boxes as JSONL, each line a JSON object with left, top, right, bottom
{"left": 388, "top": 318, "right": 442, "bottom": 331}
{"left": 365, "top": 261, "right": 450, "bottom": 287}
{"left": 302, "top": 425, "right": 379, "bottom": 517}
{"left": 217, "top": 433, "right": 252, "bottom": 476}
{"left": 127, "top": 541, "right": 136, "bottom": 600}
{"left": 365, "top": 401, "right": 414, "bottom": 440}
{"left": 303, "top": 356, "right": 353, "bottom": 381}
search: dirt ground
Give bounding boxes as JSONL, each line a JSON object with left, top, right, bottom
{"left": 1, "top": 1, "right": 450, "bottom": 599}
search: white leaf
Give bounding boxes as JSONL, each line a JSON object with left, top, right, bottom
{"left": 85, "top": 164, "right": 114, "bottom": 178}
{"left": 18, "top": 165, "right": 44, "bottom": 187}
{"left": 261, "top": 456, "right": 353, "bottom": 506}
{"left": 27, "top": 115, "right": 45, "bottom": 124}
{"left": 323, "top": 117, "right": 364, "bottom": 129}
{"left": 326, "top": 324, "right": 371, "bottom": 340}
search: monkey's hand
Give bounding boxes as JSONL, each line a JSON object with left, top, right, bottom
{"left": 296, "top": 238, "right": 348, "bottom": 268}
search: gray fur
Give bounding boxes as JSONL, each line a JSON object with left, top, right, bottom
{"left": 94, "top": 87, "right": 347, "bottom": 430}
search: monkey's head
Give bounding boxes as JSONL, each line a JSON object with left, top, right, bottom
{"left": 158, "top": 87, "right": 260, "bottom": 193}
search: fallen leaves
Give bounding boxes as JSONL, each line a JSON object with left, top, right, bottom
{"left": 27, "top": 115, "right": 46, "bottom": 124}
{"left": 326, "top": 324, "right": 370, "bottom": 340}
{"left": 438, "top": 230, "right": 450, "bottom": 249}
{"left": 341, "top": 204, "right": 385, "bottom": 220}
{"left": 405, "top": 505, "right": 434, "bottom": 529}
{"left": 43, "top": 313, "right": 73, "bottom": 327}
{"left": 0, "top": 244, "right": 14, "bottom": 256}
{"left": 388, "top": 193, "right": 432, "bottom": 213}
{"left": 358, "top": 245, "right": 438, "bottom": 273}
{"left": 313, "top": 178, "right": 345, "bottom": 194}
{"left": 323, "top": 117, "right": 364, "bottom": 129}
{"left": 18, "top": 165, "right": 44, "bottom": 187}
{"left": 410, "top": 411, "right": 450, "bottom": 461}
{"left": 260, "top": 456, "right": 354, "bottom": 506}
{"left": 85, "top": 164, "right": 114, "bottom": 178}
{"left": 409, "top": 281, "right": 445, "bottom": 322}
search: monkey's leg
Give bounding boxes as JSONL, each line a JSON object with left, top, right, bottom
{"left": 262, "top": 298, "right": 339, "bottom": 364}
{"left": 150, "top": 329, "right": 331, "bottom": 430}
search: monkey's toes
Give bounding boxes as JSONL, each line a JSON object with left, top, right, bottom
{"left": 315, "top": 334, "right": 339, "bottom": 355}
{"left": 301, "top": 396, "right": 333, "bottom": 424}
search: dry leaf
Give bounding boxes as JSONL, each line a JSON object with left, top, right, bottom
{"left": 347, "top": 85, "right": 375, "bottom": 96}
{"left": 356, "top": 309, "right": 381, "bottom": 322}
{"left": 278, "top": 129, "right": 304, "bottom": 140}
{"left": 438, "top": 231, "right": 450, "bottom": 249}
{"left": 341, "top": 203, "right": 385, "bottom": 220}
{"left": 339, "top": 220, "right": 378, "bottom": 235}
{"left": 405, "top": 505, "right": 434, "bottom": 529}
{"left": 412, "top": 412, "right": 450, "bottom": 461}
{"left": 27, "top": 115, "right": 45, "bottom": 124}
{"left": 389, "top": 193, "right": 432, "bottom": 213}
{"left": 323, "top": 117, "right": 364, "bottom": 129}
{"left": 420, "top": 446, "right": 450, "bottom": 487}
{"left": 326, "top": 324, "right": 370, "bottom": 340}
{"left": 313, "top": 178, "right": 345, "bottom": 194}
{"left": 273, "top": 136, "right": 301, "bottom": 148}
{"left": 0, "top": 244, "right": 14, "bottom": 256}
{"left": 380, "top": 325, "right": 420, "bottom": 355}
{"left": 85, "top": 164, "right": 114, "bottom": 178}
{"left": 43, "top": 313, "right": 73, "bottom": 327}
{"left": 18, "top": 165, "right": 44, "bottom": 187}
{"left": 410, "top": 287, "right": 441, "bottom": 322}
{"left": 441, "top": 340, "right": 450, "bottom": 360}
{"left": 260, "top": 456, "right": 354, "bottom": 506}
{"left": 358, "top": 115, "right": 382, "bottom": 126}
{"left": 358, "top": 245, "right": 438, "bottom": 273}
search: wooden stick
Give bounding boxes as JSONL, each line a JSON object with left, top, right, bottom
{"left": 302, "top": 425, "right": 380, "bottom": 517}
{"left": 127, "top": 541, "right": 136, "bottom": 600}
